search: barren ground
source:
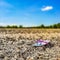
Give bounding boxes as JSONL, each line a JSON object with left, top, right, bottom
{"left": 0, "top": 28, "right": 60, "bottom": 60}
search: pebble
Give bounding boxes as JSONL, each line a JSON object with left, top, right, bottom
{"left": 0, "top": 31, "right": 60, "bottom": 60}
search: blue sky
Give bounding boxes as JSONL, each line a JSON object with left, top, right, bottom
{"left": 0, "top": 0, "right": 60, "bottom": 26}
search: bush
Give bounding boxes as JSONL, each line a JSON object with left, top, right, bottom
{"left": 19, "top": 25, "right": 23, "bottom": 28}
{"left": 40, "top": 24, "right": 45, "bottom": 28}
{"left": 6, "top": 25, "right": 18, "bottom": 28}
{"left": 6, "top": 25, "right": 11, "bottom": 28}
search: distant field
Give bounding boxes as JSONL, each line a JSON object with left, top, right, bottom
{"left": 0, "top": 28, "right": 60, "bottom": 33}
{"left": 0, "top": 28, "right": 60, "bottom": 40}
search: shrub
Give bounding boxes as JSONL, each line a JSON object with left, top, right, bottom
{"left": 19, "top": 25, "right": 23, "bottom": 28}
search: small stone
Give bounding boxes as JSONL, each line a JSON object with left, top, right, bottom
{"left": 43, "top": 57, "right": 49, "bottom": 60}
{"left": 18, "top": 40, "right": 25, "bottom": 45}
{"left": 0, "top": 51, "right": 5, "bottom": 59}
{"left": 4, "top": 56, "right": 9, "bottom": 60}
{"left": 17, "top": 58, "right": 24, "bottom": 60}
{"left": 20, "top": 47, "right": 27, "bottom": 54}
{"left": 26, "top": 56, "right": 34, "bottom": 60}
{"left": 49, "top": 58, "right": 57, "bottom": 60}
{"left": 11, "top": 58, "right": 16, "bottom": 60}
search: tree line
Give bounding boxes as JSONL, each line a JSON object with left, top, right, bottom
{"left": 36, "top": 23, "right": 60, "bottom": 28}
{"left": 0, "top": 23, "right": 60, "bottom": 28}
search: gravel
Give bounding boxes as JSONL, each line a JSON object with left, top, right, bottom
{"left": 0, "top": 29, "right": 60, "bottom": 60}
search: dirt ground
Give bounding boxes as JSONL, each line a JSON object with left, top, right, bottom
{"left": 0, "top": 28, "right": 60, "bottom": 60}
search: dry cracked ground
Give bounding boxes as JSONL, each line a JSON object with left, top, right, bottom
{"left": 0, "top": 29, "right": 60, "bottom": 60}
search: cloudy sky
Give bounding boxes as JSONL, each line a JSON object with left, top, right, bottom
{"left": 0, "top": 0, "right": 60, "bottom": 26}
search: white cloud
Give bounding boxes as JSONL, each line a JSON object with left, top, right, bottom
{"left": 41, "top": 6, "right": 53, "bottom": 11}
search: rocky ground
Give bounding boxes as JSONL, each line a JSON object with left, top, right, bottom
{"left": 0, "top": 29, "right": 60, "bottom": 60}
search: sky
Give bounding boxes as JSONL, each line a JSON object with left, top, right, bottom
{"left": 0, "top": 0, "right": 60, "bottom": 26}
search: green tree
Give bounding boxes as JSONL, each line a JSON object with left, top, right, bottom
{"left": 53, "top": 24, "right": 57, "bottom": 28}
{"left": 57, "top": 23, "right": 60, "bottom": 28}
{"left": 11, "top": 25, "right": 18, "bottom": 28}
{"left": 6, "top": 25, "right": 11, "bottom": 28}
{"left": 19, "top": 25, "right": 23, "bottom": 28}
{"left": 40, "top": 24, "right": 45, "bottom": 28}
